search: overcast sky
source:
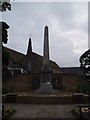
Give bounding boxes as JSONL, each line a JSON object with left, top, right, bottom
{"left": 2, "top": 2, "right": 88, "bottom": 67}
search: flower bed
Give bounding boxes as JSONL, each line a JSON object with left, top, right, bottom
{"left": 71, "top": 106, "right": 90, "bottom": 120}
{"left": 71, "top": 107, "right": 80, "bottom": 120}
{"left": 2, "top": 105, "right": 16, "bottom": 120}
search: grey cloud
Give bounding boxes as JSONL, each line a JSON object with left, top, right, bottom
{"left": 2, "top": 2, "right": 88, "bottom": 67}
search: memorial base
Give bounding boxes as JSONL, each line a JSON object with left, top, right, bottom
{"left": 35, "top": 82, "right": 56, "bottom": 93}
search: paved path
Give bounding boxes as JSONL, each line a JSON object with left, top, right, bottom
{"left": 3, "top": 103, "right": 80, "bottom": 119}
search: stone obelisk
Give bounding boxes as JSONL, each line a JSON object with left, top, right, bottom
{"left": 36, "top": 25, "right": 54, "bottom": 93}
{"left": 41, "top": 25, "right": 51, "bottom": 83}
{"left": 43, "top": 25, "right": 49, "bottom": 70}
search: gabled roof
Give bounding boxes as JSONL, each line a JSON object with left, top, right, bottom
{"left": 33, "top": 52, "right": 60, "bottom": 71}
{"left": 4, "top": 46, "right": 61, "bottom": 71}
{"left": 4, "top": 47, "right": 25, "bottom": 64}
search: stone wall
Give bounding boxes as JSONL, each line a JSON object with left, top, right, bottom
{"left": 3, "top": 73, "right": 85, "bottom": 93}
{"left": 62, "top": 74, "right": 85, "bottom": 92}
{"left": 3, "top": 74, "right": 33, "bottom": 92}
{"left": 3, "top": 73, "right": 62, "bottom": 92}
{"left": 2, "top": 66, "right": 10, "bottom": 81}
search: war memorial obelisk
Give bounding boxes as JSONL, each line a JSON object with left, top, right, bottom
{"left": 36, "top": 25, "right": 55, "bottom": 93}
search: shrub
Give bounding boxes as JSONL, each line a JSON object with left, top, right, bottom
{"left": 2, "top": 87, "right": 8, "bottom": 94}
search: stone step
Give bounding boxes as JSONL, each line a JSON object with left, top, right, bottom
{"left": 72, "top": 95, "right": 84, "bottom": 103}
{"left": 3, "top": 94, "right": 86, "bottom": 104}
{"left": 35, "top": 83, "right": 56, "bottom": 93}
{"left": 3, "top": 94, "right": 90, "bottom": 104}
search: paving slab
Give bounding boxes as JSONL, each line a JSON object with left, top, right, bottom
{"left": 36, "top": 105, "right": 49, "bottom": 118}
{"left": 3, "top": 103, "right": 79, "bottom": 119}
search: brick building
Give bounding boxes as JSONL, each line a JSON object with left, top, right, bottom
{"left": 3, "top": 38, "right": 85, "bottom": 92}
{"left": 3, "top": 38, "right": 62, "bottom": 90}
